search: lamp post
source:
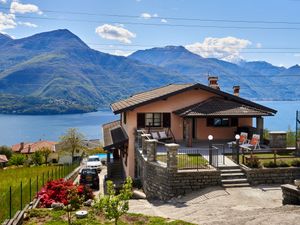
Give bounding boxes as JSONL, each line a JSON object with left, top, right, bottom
{"left": 235, "top": 134, "right": 240, "bottom": 164}
{"left": 208, "top": 135, "right": 213, "bottom": 165}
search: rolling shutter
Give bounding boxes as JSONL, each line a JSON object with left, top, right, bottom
{"left": 137, "top": 113, "right": 145, "bottom": 128}
{"left": 163, "top": 113, "right": 171, "bottom": 128}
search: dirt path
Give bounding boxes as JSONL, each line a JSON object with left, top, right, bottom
{"left": 129, "top": 185, "right": 300, "bottom": 225}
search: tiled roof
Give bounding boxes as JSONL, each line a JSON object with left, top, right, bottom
{"left": 12, "top": 141, "right": 57, "bottom": 154}
{"left": 111, "top": 84, "right": 194, "bottom": 114}
{"left": 174, "top": 97, "right": 273, "bottom": 117}
{"left": 102, "top": 120, "right": 128, "bottom": 150}
{"left": 0, "top": 154, "right": 8, "bottom": 163}
{"left": 110, "top": 83, "right": 277, "bottom": 115}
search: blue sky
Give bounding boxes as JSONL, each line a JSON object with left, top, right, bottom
{"left": 1, "top": 0, "right": 300, "bottom": 67}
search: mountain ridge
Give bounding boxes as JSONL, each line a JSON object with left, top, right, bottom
{"left": 0, "top": 29, "right": 299, "bottom": 115}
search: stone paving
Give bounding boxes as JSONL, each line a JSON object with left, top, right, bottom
{"left": 129, "top": 185, "right": 300, "bottom": 225}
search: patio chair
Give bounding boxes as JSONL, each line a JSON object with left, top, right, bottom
{"left": 227, "top": 132, "right": 248, "bottom": 148}
{"left": 240, "top": 134, "right": 261, "bottom": 151}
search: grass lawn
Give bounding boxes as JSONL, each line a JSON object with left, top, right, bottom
{"left": 24, "top": 208, "right": 195, "bottom": 225}
{"left": 0, "top": 164, "right": 77, "bottom": 223}
{"left": 157, "top": 154, "right": 208, "bottom": 169}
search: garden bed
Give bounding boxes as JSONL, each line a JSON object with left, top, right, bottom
{"left": 24, "top": 208, "right": 195, "bottom": 225}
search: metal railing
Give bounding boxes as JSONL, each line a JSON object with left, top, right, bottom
{"left": 211, "top": 144, "right": 226, "bottom": 168}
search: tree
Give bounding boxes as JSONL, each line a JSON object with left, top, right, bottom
{"left": 31, "top": 151, "right": 43, "bottom": 165}
{"left": 0, "top": 146, "right": 13, "bottom": 159}
{"left": 60, "top": 128, "right": 85, "bottom": 164}
{"left": 39, "top": 147, "right": 52, "bottom": 165}
{"left": 8, "top": 154, "right": 25, "bottom": 166}
{"left": 95, "top": 177, "right": 133, "bottom": 225}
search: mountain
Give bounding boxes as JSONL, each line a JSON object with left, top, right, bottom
{"left": 0, "top": 30, "right": 299, "bottom": 115}
{"left": 129, "top": 46, "right": 299, "bottom": 100}
{"left": 0, "top": 30, "right": 186, "bottom": 114}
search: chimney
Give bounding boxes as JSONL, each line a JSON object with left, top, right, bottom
{"left": 19, "top": 142, "right": 24, "bottom": 151}
{"left": 233, "top": 85, "right": 240, "bottom": 96}
{"left": 208, "top": 76, "right": 220, "bottom": 90}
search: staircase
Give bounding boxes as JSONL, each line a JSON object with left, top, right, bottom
{"left": 219, "top": 166, "right": 250, "bottom": 188}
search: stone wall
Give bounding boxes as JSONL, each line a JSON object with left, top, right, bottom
{"left": 243, "top": 166, "right": 300, "bottom": 185}
{"left": 281, "top": 184, "right": 300, "bottom": 205}
{"left": 135, "top": 149, "right": 221, "bottom": 200}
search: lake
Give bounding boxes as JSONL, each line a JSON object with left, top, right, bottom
{"left": 0, "top": 101, "right": 299, "bottom": 146}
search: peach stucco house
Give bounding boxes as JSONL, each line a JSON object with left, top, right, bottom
{"left": 103, "top": 77, "right": 276, "bottom": 178}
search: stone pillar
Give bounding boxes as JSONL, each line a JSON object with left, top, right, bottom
{"left": 136, "top": 129, "right": 144, "bottom": 149}
{"left": 146, "top": 139, "right": 157, "bottom": 162}
{"left": 141, "top": 134, "right": 151, "bottom": 155}
{"left": 165, "top": 143, "right": 179, "bottom": 172}
{"left": 256, "top": 117, "right": 264, "bottom": 143}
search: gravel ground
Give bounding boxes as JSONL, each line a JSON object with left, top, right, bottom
{"left": 129, "top": 185, "right": 300, "bottom": 225}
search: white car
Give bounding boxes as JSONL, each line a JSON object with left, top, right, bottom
{"left": 86, "top": 155, "right": 102, "bottom": 172}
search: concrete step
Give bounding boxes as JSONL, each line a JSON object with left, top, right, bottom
{"left": 219, "top": 169, "right": 243, "bottom": 173}
{"left": 222, "top": 183, "right": 251, "bottom": 188}
{"left": 221, "top": 178, "right": 249, "bottom": 184}
{"left": 221, "top": 173, "right": 246, "bottom": 179}
{"left": 218, "top": 166, "right": 240, "bottom": 170}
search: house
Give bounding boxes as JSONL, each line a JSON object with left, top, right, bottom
{"left": 0, "top": 154, "right": 8, "bottom": 167}
{"left": 103, "top": 77, "right": 277, "bottom": 178}
{"left": 12, "top": 140, "right": 58, "bottom": 162}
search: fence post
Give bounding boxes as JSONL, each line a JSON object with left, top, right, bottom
{"left": 274, "top": 149, "right": 277, "bottom": 164}
{"left": 208, "top": 135, "right": 213, "bottom": 165}
{"left": 36, "top": 175, "right": 39, "bottom": 196}
{"left": 20, "top": 181, "right": 23, "bottom": 210}
{"left": 29, "top": 178, "right": 32, "bottom": 201}
{"left": 52, "top": 169, "right": 54, "bottom": 180}
{"left": 9, "top": 186, "right": 12, "bottom": 219}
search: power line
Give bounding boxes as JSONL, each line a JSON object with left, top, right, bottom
{"left": 9, "top": 15, "right": 300, "bottom": 31}
{"left": 2, "top": 6, "right": 300, "bottom": 25}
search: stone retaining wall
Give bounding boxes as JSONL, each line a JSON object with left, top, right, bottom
{"left": 242, "top": 166, "right": 300, "bottom": 185}
{"left": 281, "top": 184, "right": 300, "bottom": 205}
{"left": 136, "top": 149, "right": 221, "bottom": 200}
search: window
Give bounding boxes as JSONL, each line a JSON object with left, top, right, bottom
{"left": 207, "top": 117, "right": 238, "bottom": 127}
{"left": 136, "top": 113, "right": 171, "bottom": 128}
{"left": 145, "top": 113, "right": 162, "bottom": 127}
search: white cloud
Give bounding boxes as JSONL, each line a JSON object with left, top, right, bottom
{"left": 95, "top": 24, "right": 136, "bottom": 44}
{"left": 10, "top": 1, "right": 42, "bottom": 15}
{"left": 18, "top": 21, "right": 37, "bottom": 28}
{"left": 161, "top": 19, "right": 168, "bottom": 23}
{"left": 111, "top": 49, "right": 134, "bottom": 56}
{"left": 256, "top": 43, "right": 262, "bottom": 48}
{"left": 0, "top": 12, "right": 16, "bottom": 31}
{"left": 185, "top": 36, "right": 252, "bottom": 62}
{"left": 0, "top": 0, "right": 7, "bottom": 4}
{"left": 140, "top": 12, "right": 158, "bottom": 19}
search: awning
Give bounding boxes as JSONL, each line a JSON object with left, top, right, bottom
{"left": 103, "top": 120, "right": 128, "bottom": 151}
{"left": 174, "top": 97, "right": 274, "bottom": 117}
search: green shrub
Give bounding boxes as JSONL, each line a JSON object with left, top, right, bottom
{"left": 291, "top": 159, "right": 300, "bottom": 167}
{"left": 277, "top": 160, "right": 289, "bottom": 167}
{"left": 263, "top": 161, "right": 277, "bottom": 168}
{"left": 245, "top": 156, "right": 261, "bottom": 168}
{"left": 31, "top": 151, "right": 43, "bottom": 165}
{"left": 8, "top": 154, "right": 25, "bottom": 166}
{"left": 0, "top": 146, "right": 12, "bottom": 159}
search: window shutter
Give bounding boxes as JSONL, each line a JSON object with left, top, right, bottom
{"left": 207, "top": 118, "right": 214, "bottom": 126}
{"left": 231, "top": 118, "right": 238, "bottom": 126}
{"left": 137, "top": 113, "right": 145, "bottom": 128}
{"left": 163, "top": 113, "right": 171, "bottom": 128}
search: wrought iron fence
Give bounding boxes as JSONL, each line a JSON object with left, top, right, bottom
{"left": 0, "top": 163, "right": 78, "bottom": 223}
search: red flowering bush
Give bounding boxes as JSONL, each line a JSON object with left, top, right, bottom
{"left": 38, "top": 179, "right": 94, "bottom": 208}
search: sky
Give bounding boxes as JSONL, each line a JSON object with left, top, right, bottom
{"left": 1, "top": 0, "right": 300, "bottom": 67}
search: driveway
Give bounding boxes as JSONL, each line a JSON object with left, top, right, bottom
{"left": 129, "top": 185, "right": 300, "bottom": 225}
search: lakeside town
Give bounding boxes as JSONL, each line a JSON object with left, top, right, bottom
{"left": 1, "top": 0, "right": 300, "bottom": 225}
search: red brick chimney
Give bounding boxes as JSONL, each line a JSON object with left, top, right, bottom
{"left": 19, "top": 142, "right": 24, "bottom": 151}
{"left": 208, "top": 76, "right": 220, "bottom": 90}
{"left": 233, "top": 85, "right": 240, "bottom": 96}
